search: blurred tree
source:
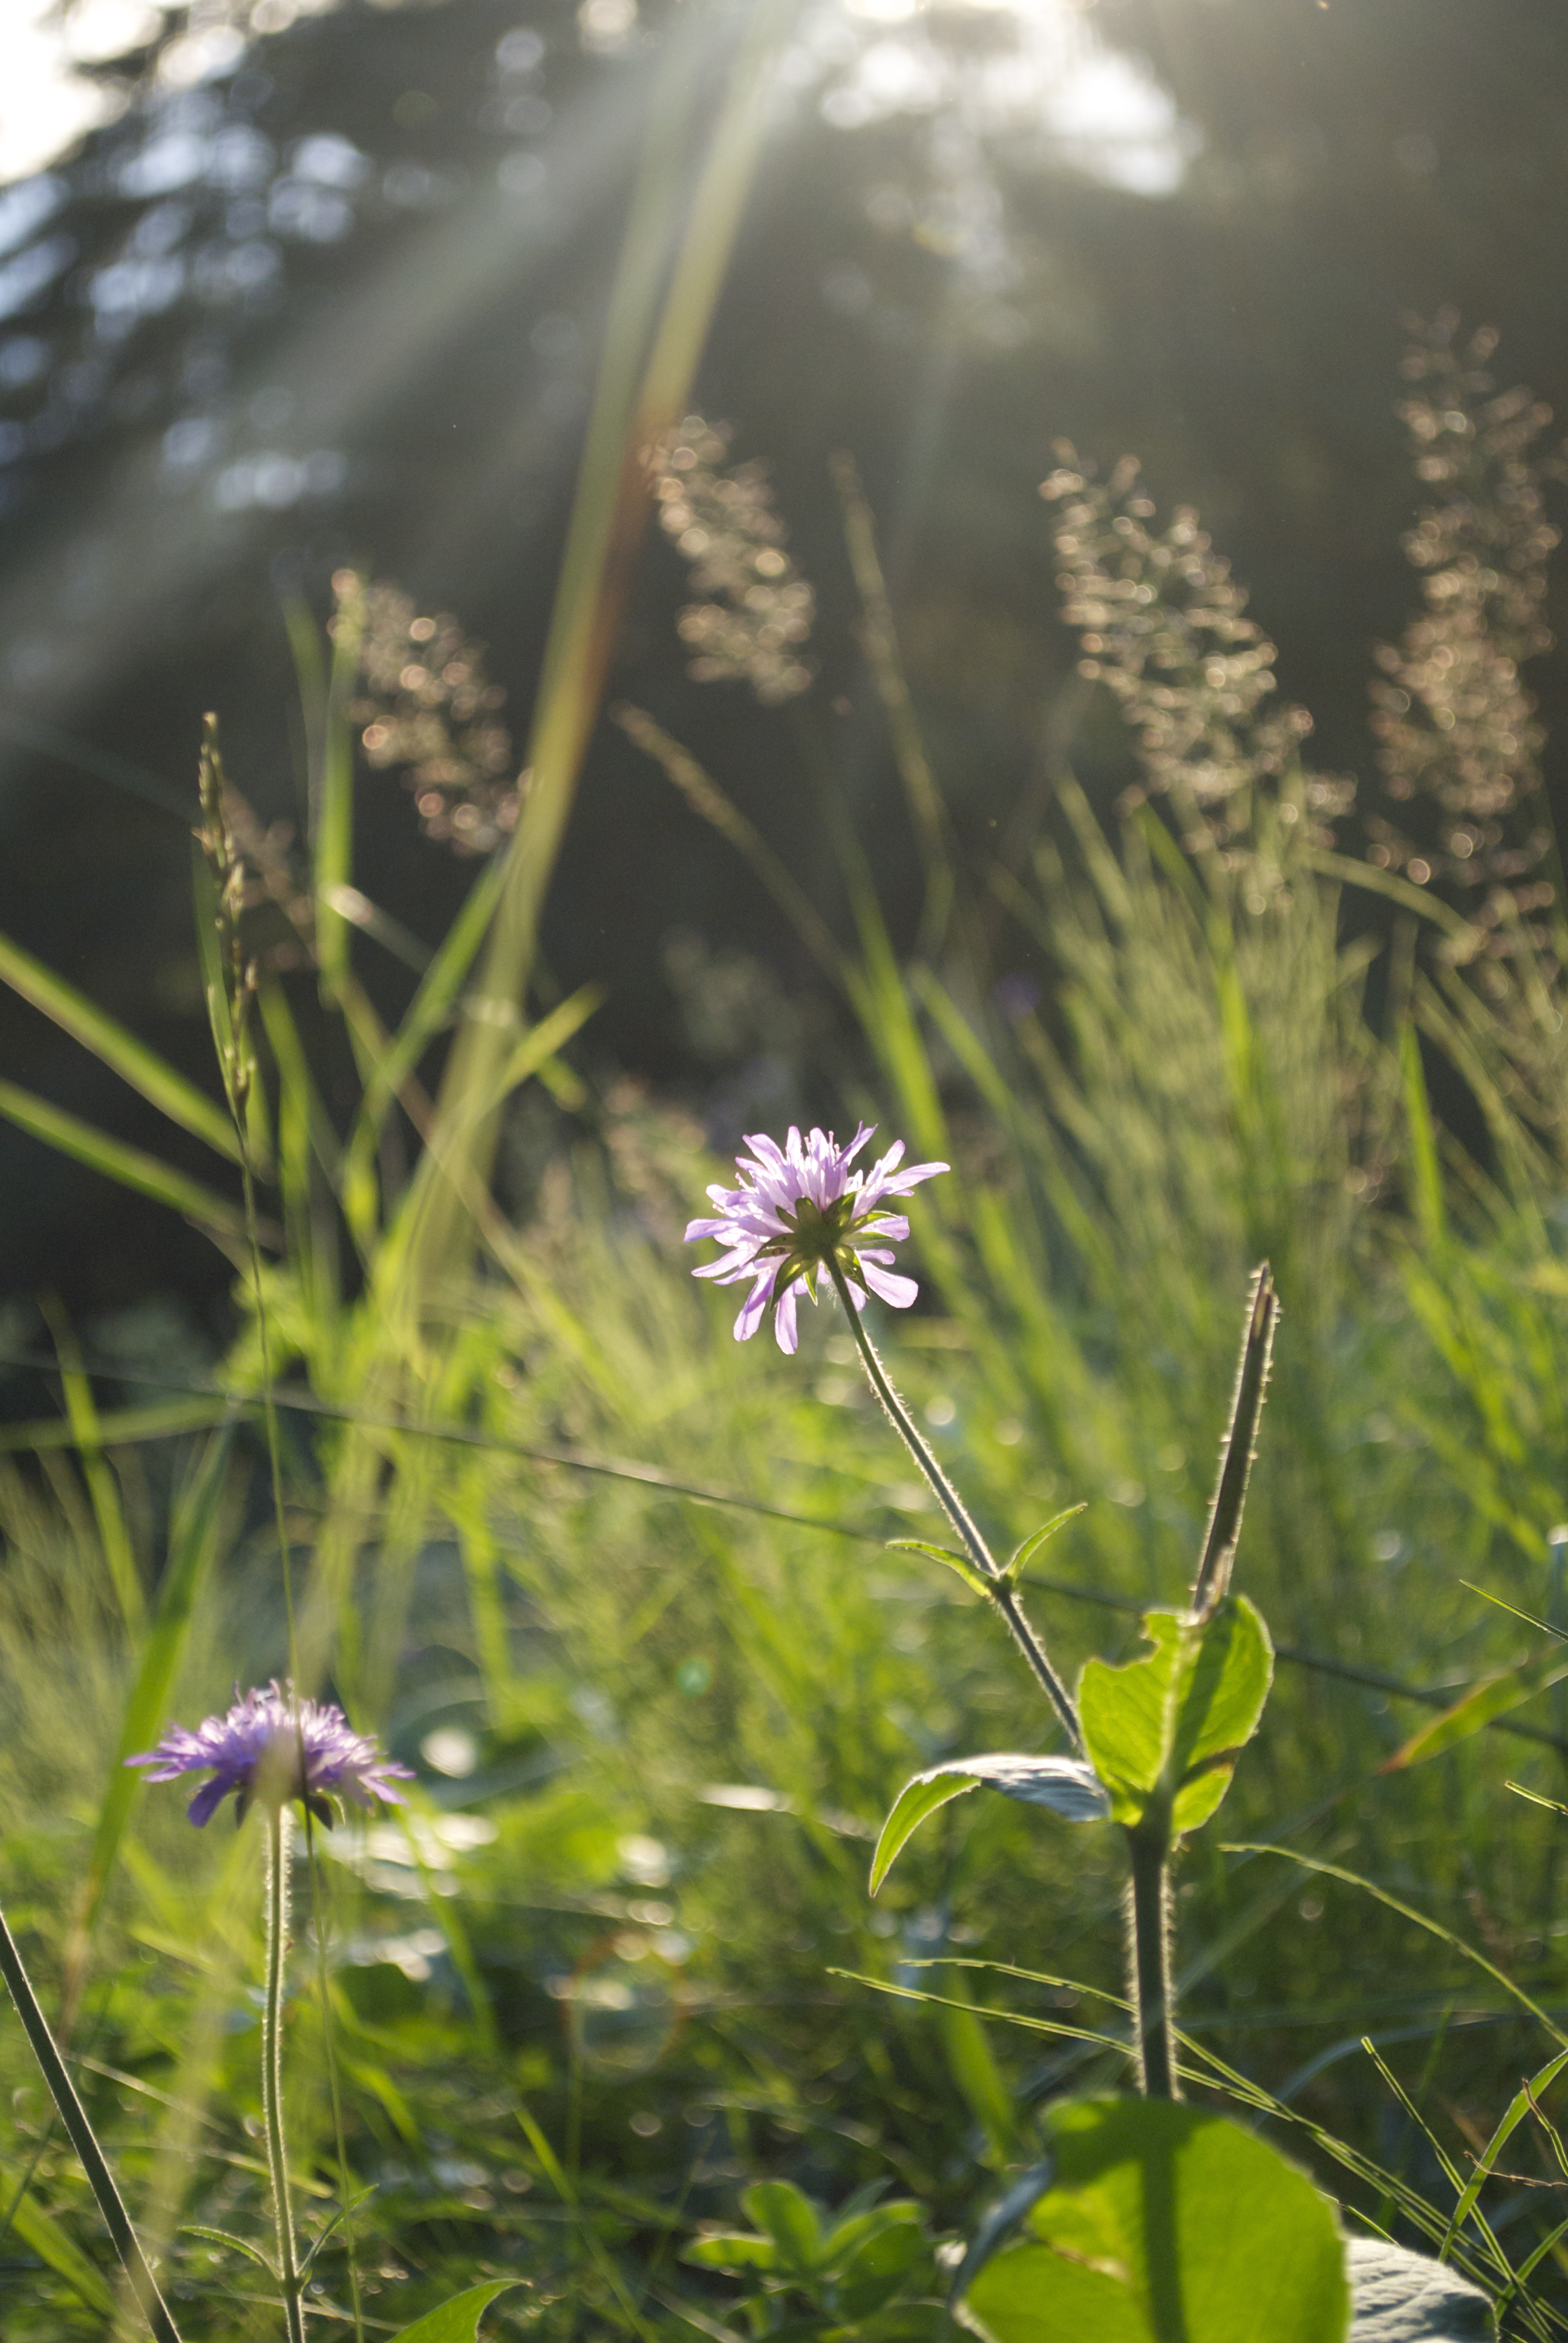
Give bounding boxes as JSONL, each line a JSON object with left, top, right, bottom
{"left": 0, "top": 0, "right": 1563, "bottom": 1317}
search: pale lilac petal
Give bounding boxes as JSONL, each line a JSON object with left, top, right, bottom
{"left": 774, "top": 1279, "right": 802, "bottom": 1353}
{"left": 860, "top": 1257, "right": 919, "bottom": 1309}
{"left": 880, "top": 1158, "right": 948, "bottom": 1194}
{"left": 734, "top": 1262, "right": 779, "bottom": 1342}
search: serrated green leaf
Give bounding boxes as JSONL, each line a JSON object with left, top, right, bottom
{"left": 956, "top": 2097, "right": 1347, "bottom": 2343}
{"left": 1004, "top": 1506, "right": 1088, "bottom": 1582}
{"left": 1077, "top": 1599, "right": 1272, "bottom": 1833}
{"left": 384, "top": 2279, "right": 518, "bottom": 2343}
{"left": 742, "top": 2180, "right": 823, "bottom": 2270}
{"left": 871, "top": 1757, "right": 1109, "bottom": 1893}
{"left": 887, "top": 1539, "right": 993, "bottom": 1598}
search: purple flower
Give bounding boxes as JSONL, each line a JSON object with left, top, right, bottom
{"left": 685, "top": 1122, "right": 948, "bottom": 1353}
{"left": 127, "top": 1682, "right": 413, "bottom": 1827}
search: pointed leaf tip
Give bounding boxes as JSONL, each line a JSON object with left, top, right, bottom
{"left": 888, "top": 1539, "right": 993, "bottom": 1598}
{"left": 870, "top": 1755, "right": 1109, "bottom": 1893}
{"left": 1004, "top": 1505, "right": 1088, "bottom": 1583}
{"left": 384, "top": 2281, "right": 519, "bottom": 2343}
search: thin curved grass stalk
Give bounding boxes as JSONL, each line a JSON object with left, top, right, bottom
{"left": 0, "top": 1901, "right": 181, "bottom": 2342}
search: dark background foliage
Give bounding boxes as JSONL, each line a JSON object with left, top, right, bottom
{"left": 0, "top": 0, "right": 1564, "bottom": 1318}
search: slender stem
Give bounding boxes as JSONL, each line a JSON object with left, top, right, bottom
{"left": 0, "top": 1901, "right": 182, "bottom": 2342}
{"left": 264, "top": 1807, "right": 308, "bottom": 2343}
{"left": 828, "top": 1260, "right": 1083, "bottom": 1752}
{"left": 1127, "top": 1824, "right": 1178, "bottom": 2101}
{"left": 303, "top": 1813, "right": 366, "bottom": 2343}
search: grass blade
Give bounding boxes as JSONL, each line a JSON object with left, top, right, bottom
{"left": 0, "top": 1901, "right": 183, "bottom": 2341}
{"left": 0, "top": 1078, "right": 252, "bottom": 1251}
{"left": 404, "top": 0, "right": 800, "bottom": 1304}
{"left": 41, "top": 1297, "right": 143, "bottom": 1632}
{"left": 0, "top": 929, "right": 240, "bottom": 1163}
{"left": 60, "top": 1432, "right": 235, "bottom": 2028}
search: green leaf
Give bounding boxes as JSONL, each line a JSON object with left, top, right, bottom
{"left": 822, "top": 2203, "right": 924, "bottom": 2270}
{"left": 1345, "top": 2240, "right": 1494, "bottom": 2340}
{"left": 887, "top": 1539, "right": 993, "bottom": 1599}
{"left": 835, "top": 2220, "right": 930, "bottom": 2316}
{"left": 1077, "top": 1599, "right": 1272, "bottom": 1833}
{"left": 0, "top": 2169, "right": 116, "bottom": 2315}
{"left": 956, "top": 2097, "right": 1348, "bottom": 2343}
{"left": 0, "top": 927, "right": 241, "bottom": 1163}
{"left": 1004, "top": 1506, "right": 1088, "bottom": 1582}
{"left": 742, "top": 2179, "right": 823, "bottom": 2270}
{"left": 0, "top": 1078, "right": 250, "bottom": 1248}
{"left": 684, "top": 2232, "right": 782, "bottom": 2272}
{"left": 384, "top": 2280, "right": 519, "bottom": 2343}
{"left": 871, "top": 1757, "right": 1109, "bottom": 1893}
{"left": 1382, "top": 1650, "right": 1568, "bottom": 1772}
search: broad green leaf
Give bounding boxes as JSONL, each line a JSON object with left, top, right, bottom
{"left": 384, "top": 2279, "right": 518, "bottom": 2343}
{"left": 1382, "top": 1651, "right": 1568, "bottom": 1772}
{"left": 0, "top": 1078, "right": 249, "bottom": 1247}
{"left": 1004, "top": 1506, "right": 1088, "bottom": 1582}
{"left": 822, "top": 2203, "right": 924, "bottom": 2269}
{"left": 1345, "top": 2239, "right": 1494, "bottom": 2340}
{"left": 684, "top": 2232, "right": 782, "bottom": 2271}
{"left": 888, "top": 1539, "right": 992, "bottom": 1599}
{"left": 871, "top": 1756, "right": 1109, "bottom": 1893}
{"left": 1077, "top": 1599, "right": 1272, "bottom": 1833}
{"left": 0, "top": 927, "right": 241, "bottom": 1162}
{"left": 0, "top": 2169, "right": 116, "bottom": 2315}
{"left": 742, "top": 2179, "right": 823, "bottom": 2270}
{"left": 835, "top": 2220, "right": 930, "bottom": 2316}
{"left": 957, "top": 2097, "right": 1348, "bottom": 2343}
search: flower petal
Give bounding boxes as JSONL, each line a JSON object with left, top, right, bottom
{"left": 860, "top": 1257, "right": 919, "bottom": 1309}
{"left": 186, "top": 1774, "right": 234, "bottom": 1828}
{"left": 734, "top": 1261, "right": 779, "bottom": 1341}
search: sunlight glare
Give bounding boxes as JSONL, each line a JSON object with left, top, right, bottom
{"left": 819, "top": 0, "right": 1197, "bottom": 195}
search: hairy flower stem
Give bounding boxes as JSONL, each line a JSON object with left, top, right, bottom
{"left": 828, "top": 1262, "right": 1082, "bottom": 1752}
{"left": 1126, "top": 1823, "right": 1178, "bottom": 2100}
{"left": 264, "top": 1807, "right": 307, "bottom": 2343}
{"left": 0, "top": 1901, "right": 183, "bottom": 2342}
